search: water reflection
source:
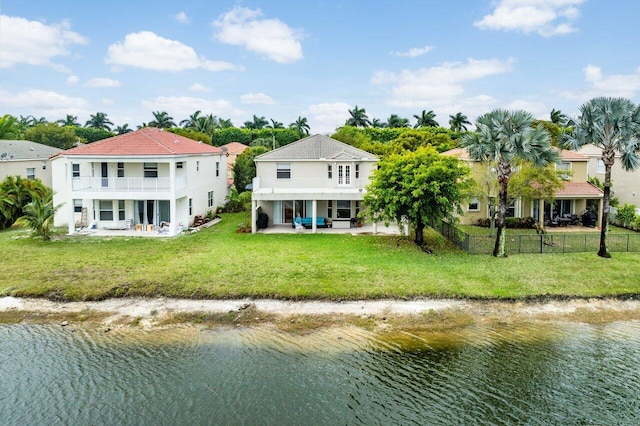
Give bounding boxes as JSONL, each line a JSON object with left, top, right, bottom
{"left": 1, "top": 322, "right": 639, "bottom": 425}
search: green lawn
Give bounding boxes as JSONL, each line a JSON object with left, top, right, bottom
{"left": 2, "top": 212, "right": 639, "bottom": 301}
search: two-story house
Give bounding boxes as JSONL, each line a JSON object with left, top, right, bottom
{"left": 442, "top": 148, "right": 604, "bottom": 228}
{"left": 251, "top": 134, "right": 378, "bottom": 233}
{"left": 52, "top": 128, "right": 228, "bottom": 236}
{"left": 0, "top": 139, "right": 61, "bottom": 187}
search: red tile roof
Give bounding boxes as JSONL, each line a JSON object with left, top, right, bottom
{"left": 440, "top": 148, "right": 472, "bottom": 160}
{"left": 221, "top": 142, "right": 250, "bottom": 155}
{"left": 556, "top": 182, "right": 603, "bottom": 197}
{"left": 559, "top": 149, "right": 589, "bottom": 161}
{"left": 58, "top": 128, "right": 223, "bottom": 157}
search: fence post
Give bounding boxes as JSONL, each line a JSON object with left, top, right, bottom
{"left": 563, "top": 234, "right": 566, "bottom": 253}
{"left": 628, "top": 234, "right": 630, "bottom": 252}
{"left": 584, "top": 234, "right": 587, "bottom": 252}
{"left": 540, "top": 235, "right": 543, "bottom": 253}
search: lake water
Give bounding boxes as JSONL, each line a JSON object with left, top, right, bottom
{"left": 1, "top": 321, "right": 639, "bottom": 425}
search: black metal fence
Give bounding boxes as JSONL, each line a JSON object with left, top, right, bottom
{"left": 432, "top": 220, "right": 640, "bottom": 255}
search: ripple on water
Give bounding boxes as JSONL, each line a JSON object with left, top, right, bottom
{"left": 1, "top": 321, "right": 639, "bottom": 425}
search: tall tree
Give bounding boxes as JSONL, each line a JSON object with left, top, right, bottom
{"left": 461, "top": 109, "right": 557, "bottom": 257}
{"left": 24, "top": 123, "right": 78, "bottom": 149}
{"left": 85, "top": 112, "right": 114, "bottom": 131}
{"left": 550, "top": 108, "right": 569, "bottom": 126}
{"left": 413, "top": 110, "right": 439, "bottom": 128}
{"left": 0, "top": 114, "right": 22, "bottom": 139}
{"left": 448, "top": 112, "right": 471, "bottom": 132}
{"left": 364, "top": 147, "right": 472, "bottom": 251}
{"left": 267, "top": 119, "right": 284, "bottom": 129}
{"left": 289, "top": 116, "right": 310, "bottom": 136}
{"left": 57, "top": 115, "right": 79, "bottom": 127}
{"left": 563, "top": 97, "right": 640, "bottom": 258}
{"left": 371, "top": 118, "right": 387, "bottom": 128}
{"left": 180, "top": 110, "right": 202, "bottom": 128}
{"left": 386, "top": 114, "right": 410, "bottom": 128}
{"left": 115, "top": 124, "right": 133, "bottom": 134}
{"left": 243, "top": 115, "right": 268, "bottom": 130}
{"left": 233, "top": 146, "right": 269, "bottom": 192}
{"left": 345, "top": 105, "right": 371, "bottom": 128}
{"left": 148, "top": 111, "right": 176, "bottom": 129}
{"left": 218, "top": 118, "right": 234, "bottom": 129}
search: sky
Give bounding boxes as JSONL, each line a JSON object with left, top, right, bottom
{"left": 1, "top": 0, "right": 640, "bottom": 134}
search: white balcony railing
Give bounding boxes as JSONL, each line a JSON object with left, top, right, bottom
{"left": 72, "top": 177, "right": 186, "bottom": 192}
{"left": 252, "top": 177, "right": 367, "bottom": 191}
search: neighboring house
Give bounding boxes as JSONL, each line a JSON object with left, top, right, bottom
{"left": 251, "top": 134, "right": 378, "bottom": 233}
{"left": 52, "top": 128, "right": 228, "bottom": 236}
{"left": 442, "top": 148, "right": 604, "bottom": 228}
{"left": 0, "top": 139, "right": 61, "bottom": 187}
{"left": 220, "top": 141, "right": 249, "bottom": 188}
{"left": 577, "top": 144, "right": 639, "bottom": 207}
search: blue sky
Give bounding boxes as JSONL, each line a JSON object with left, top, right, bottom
{"left": 2, "top": 0, "right": 640, "bottom": 134}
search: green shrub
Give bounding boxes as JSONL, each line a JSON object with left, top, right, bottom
{"left": 616, "top": 204, "right": 636, "bottom": 227}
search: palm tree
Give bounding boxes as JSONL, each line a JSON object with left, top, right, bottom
{"left": 16, "top": 188, "right": 61, "bottom": 241}
{"left": 218, "top": 118, "right": 234, "bottom": 129}
{"left": 345, "top": 105, "right": 371, "bottom": 127}
{"left": 115, "top": 124, "right": 132, "bottom": 134}
{"left": 449, "top": 112, "right": 471, "bottom": 132}
{"left": 371, "top": 118, "right": 387, "bottom": 128}
{"left": 0, "top": 114, "right": 22, "bottom": 139}
{"left": 289, "top": 116, "right": 310, "bottom": 136}
{"left": 243, "top": 115, "right": 268, "bottom": 130}
{"left": 148, "top": 111, "right": 176, "bottom": 129}
{"left": 57, "top": 115, "right": 80, "bottom": 127}
{"left": 563, "top": 97, "right": 640, "bottom": 258}
{"left": 180, "top": 111, "right": 203, "bottom": 128}
{"left": 85, "top": 112, "right": 114, "bottom": 131}
{"left": 550, "top": 108, "right": 569, "bottom": 127}
{"left": 267, "top": 119, "right": 284, "bottom": 129}
{"left": 461, "top": 109, "right": 557, "bottom": 257}
{"left": 413, "top": 110, "right": 439, "bottom": 128}
{"left": 386, "top": 114, "right": 410, "bottom": 128}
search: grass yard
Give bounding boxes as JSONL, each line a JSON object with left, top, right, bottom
{"left": 1, "top": 212, "right": 640, "bottom": 301}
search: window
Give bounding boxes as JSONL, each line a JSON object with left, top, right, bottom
{"left": 72, "top": 163, "right": 80, "bottom": 178}
{"left": 26, "top": 168, "right": 35, "bottom": 180}
{"left": 506, "top": 201, "right": 517, "bottom": 218}
{"left": 468, "top": 198, "right": 480, "bottom": 211}
{"left": 277, "top": 163, "right": 291, "bottom": 179}
{"left": 176, "top": 162, "right": 183, "bottom": 169}
{"left": 144, "top": 162, "right": 158, "bottom": 178}
{"left": 597, "top": 159, "right": 605, "bottom": 174}
{"left": 99, "top": 200, "right": 113, "bottom": 221}
{"left": 118, "top": 200, "right": 125, "bottom": 220}
{"left": 216, "top": 161, "right": 220, "bottom": 177}
{"left": 208, "top": 191, "right": 214, "bottom": 208}
{"left": 355, "top": 164, "right": 360, "bottom": 179}
{"left": 327, "top": 200, "right": 333, "bottom": 218}
{"left": 188, "top": 198, "right": 193, "bottom": 215}
{"left": 327, "top": 164, "right": 332, "bottom": 179}
{"left": 355, "top": 200, "right": 360, "bottom": 217}
{"left": 337, "top": 200, "right": 351, "bottom": 219}
{"left": 73, "top": 199, "right": 82, "bottom": 213}
{"left": 117, "top": 162, "right": 125, "bottom": 178}
{"left": 196, "top": 161, "right": 200, "bottom": 172}
{"left": 337, "top": 164, "right": 351, "bottom": 185}
{"left": 556, "top": 162, "right": 571, "bottom": 180}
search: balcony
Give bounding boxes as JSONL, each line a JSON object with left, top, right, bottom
{"left": 72, "top": 177, "right": 186, "bottom": 192}
{"left": 252, "top": 177, "right": 366, "bottom": 191}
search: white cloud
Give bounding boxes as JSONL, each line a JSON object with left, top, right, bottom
{"left": 188, "top": 83, "right": 211, "bottom": 93}
{"left": 213, "top": 7, "right": 303, "bottom": 63}
{"left": 141, "top": 96, "right": 245, "bottom": 122}
{"left": 174, "top": 11, "right": 190, "bottom": 24}
{"left": 372, "top": 58, "right": 515, "bottom": 108}
{"left": 66, "top": 75, "right": 80, "bottom": 86}
{"left": 304, "top": 102, "right": 351, "bottom": 134}
{"left": 106, "top": 31, "right": 244, "bottom": 72}
{"left": 503, "top": 100, "right": 549, "bottom": 118}
{"left": 241, "top": 93, "right": 276, "bottom": 105}
{"left": 0, "top": 15, "right": 88, "bottom": 69}
{"left": 0, "top": 89, "right": 89, "bottom": 120}
{"left": 84, "top": 78, "right": 122, "bottom": 88}
{"left": 561, "top": 65, "right": 640, "bottom": 101}
{"left": 390, "top": 46, "right": 434, "bottom": 58}
{"left": 101, "top": 98, "right": 115, "bottom": 105}
{"left": 474, "top": 0, "right": 584, "bottom": 37}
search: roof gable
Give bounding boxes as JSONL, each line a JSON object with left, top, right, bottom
{"left": 58, "top": 128, "right": 222, "bottom": 157}
{"left": 255, "top": 134, "right": 377, "bottom": 161}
